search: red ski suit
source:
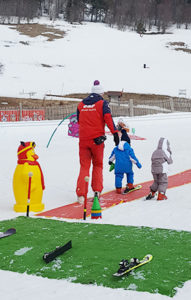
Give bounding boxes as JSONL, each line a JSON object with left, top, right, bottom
{"left": 76, "top": 93, "right": 117, "bottom": 197}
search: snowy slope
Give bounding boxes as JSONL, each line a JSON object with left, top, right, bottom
{"left": 0, "top": 20, "right": 191, "bottom": 300}
{"left": 0, "top": 19, "right": 191, "bottom": 98}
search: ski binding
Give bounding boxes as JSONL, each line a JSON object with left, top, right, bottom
{"left": 113, "top": 254, "right": 153, "bottom": 277}
{"left": 122, "top": 184, "right": 142, "bottom": 195}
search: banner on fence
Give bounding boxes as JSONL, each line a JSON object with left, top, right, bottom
{"left": 0, "top": 110, "right": 19, "bottom": 122}
{"left": 0, "top": 109, "right": 45, "bottom": 122}
{"left": 22, "top": 109, "right": 45, "bottom": 121}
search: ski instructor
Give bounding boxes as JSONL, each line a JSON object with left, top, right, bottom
{"left": 76, "top": 80, "right": 119, "bottom": 204}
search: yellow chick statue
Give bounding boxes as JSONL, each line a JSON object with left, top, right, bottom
{"left": 13, "top": 141, "right": 45, "bottom": 212}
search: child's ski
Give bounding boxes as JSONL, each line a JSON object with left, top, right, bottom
{"left": 113, "top": 254, "right": 152, "bottom": 277}
{"left": 122, "top": 184, "right": 142, "bottom": 194}
{"left": 43, "top": 240, "right": 72, "bottom": 263}
{"left": 0, "top": 228, "right": 16, "bottom": 239}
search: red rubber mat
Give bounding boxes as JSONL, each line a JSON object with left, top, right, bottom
{"left": 36, "top": 169, "right": 191, "bottom": 220}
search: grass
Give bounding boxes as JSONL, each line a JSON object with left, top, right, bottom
{"left": 11, "top": 24, "right": 65, "bottom": 41}
{"left": 0, "top": 216, "right": 191, "bottom": 297}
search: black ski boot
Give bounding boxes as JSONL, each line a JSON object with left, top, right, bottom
{"left": 123, "top": 187, "right": 130, "bottom": 194}
{"left": 145, "top": 191, "right": 155, "bottom": 200}
{"left": 123, "top": 184, "right": 135, "bottom": 194}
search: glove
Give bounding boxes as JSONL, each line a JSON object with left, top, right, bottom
{"left": 137, "top": 162, "right": 142, "bottom": 169}
{"left": 94, "top": 135, "right": 107, "bottom": 145}
{"left": 109, "top": 162, "right": 115, "bottom": 172}
{"left": 113, "top": 132, "right": 119, "bottom": 146}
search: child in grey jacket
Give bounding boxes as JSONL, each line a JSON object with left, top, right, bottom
{"left": 146, "top": 137, "right": 173, "bottom": 201}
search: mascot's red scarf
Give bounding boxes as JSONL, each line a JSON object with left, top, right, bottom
{"left": 17, "top": 160, "right": 45, "bottom": 190}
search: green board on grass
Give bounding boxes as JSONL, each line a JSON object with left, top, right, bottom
{"left": 0, "top": 216, "right": 190, "bottom": 297}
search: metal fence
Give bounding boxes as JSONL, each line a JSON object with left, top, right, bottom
{"left": 0, "top": 98, "right": 191, "bottom": 122}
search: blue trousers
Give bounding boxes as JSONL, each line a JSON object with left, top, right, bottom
{"left": 115, "top": 170, "right": 134, "bottom": 188}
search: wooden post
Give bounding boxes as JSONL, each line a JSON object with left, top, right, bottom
{"left": 19, "top": 102, "right": 22, "bottom": 121}
{"left": 169, "top": 98, "right": 174, "bottom": 113}
{"left": 129, "top": 99, "right": 134, "bottom": 117}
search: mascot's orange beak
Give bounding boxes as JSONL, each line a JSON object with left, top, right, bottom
{"left": 32, "top": 154, "right": 39, "bottom": 160}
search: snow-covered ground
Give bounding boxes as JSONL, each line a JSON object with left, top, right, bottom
{"left": 1, "top": 112, "right": 191, "bottom": 300}
{"left": 0, "top": 19, "right": 191, "bottom": 300}
{"left": 0, "top": 19, "right": 191, "bottom": 99}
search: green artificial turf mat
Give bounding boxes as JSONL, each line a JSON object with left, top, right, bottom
{"left": 0, "top": 216, "right": 191, "bottom": 297}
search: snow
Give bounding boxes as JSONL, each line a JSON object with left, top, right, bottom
{"left": 14, "top": 247, "right": 33, "bottom": 256}
{"left": 0, "top": 19, "right": 191, "bottom": 300}
{"left": 0, "top": 19, "right": 191, "bottom": 98}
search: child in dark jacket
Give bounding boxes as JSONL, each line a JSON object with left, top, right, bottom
{"left": 145, "top": 137, "right": 173, "bottom": 201}
{"left": 109, "top": 131, "right": 142, "bottom": 194}
{"left": 117, "top": 118, "right": 131, "bottom": 145}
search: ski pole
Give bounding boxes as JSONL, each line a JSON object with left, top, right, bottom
{"left": 46, "top": 112, "right": 76, "bottom": 148}
{"left": 27, "top": 172, "right": 33, "bottom": 217}
{"left": 83, "top": 176, "right": 89, "bottom": 220}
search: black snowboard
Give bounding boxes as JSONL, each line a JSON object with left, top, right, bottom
{"left": 43, "top": 240, "right": 72, "bottom": 263}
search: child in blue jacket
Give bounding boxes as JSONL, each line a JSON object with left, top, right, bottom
{"left": 109, "top": 131, "right": 142, "bottom": 194}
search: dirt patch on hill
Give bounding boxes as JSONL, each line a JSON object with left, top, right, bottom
{"left": 10, "top": 24, "right": 65, "bottom": 41}
{"left": 167, "top": 41, "right": 191, "bottom": 54}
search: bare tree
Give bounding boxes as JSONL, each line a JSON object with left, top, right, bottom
{"left": 65, "top": 0, "right": 85, "bottom": 23}
{"left": 0, "top": 0, "right": 191, "bottom": 28}
{"left": 183, "top": 0, "right": 191, "bottom": 28}
{"left": 0, "top": 0, "right": 40, "bottom": 23}
{"left": 49, "top": 0, "right": 57, "bottom": 20}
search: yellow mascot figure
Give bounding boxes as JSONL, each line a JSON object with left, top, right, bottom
{"left": 13, "top": 141, "right": 45, "bottom": 212}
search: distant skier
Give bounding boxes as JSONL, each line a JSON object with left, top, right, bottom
{"left": 145, "top": 137, "right": 173, "bottom": 201}
{"left": 109, "top": 130, "right": 142, "bottom": 194}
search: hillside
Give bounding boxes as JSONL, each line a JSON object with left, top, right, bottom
{"left": 0, "top": 20, "right": 191, "bottom": 100}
